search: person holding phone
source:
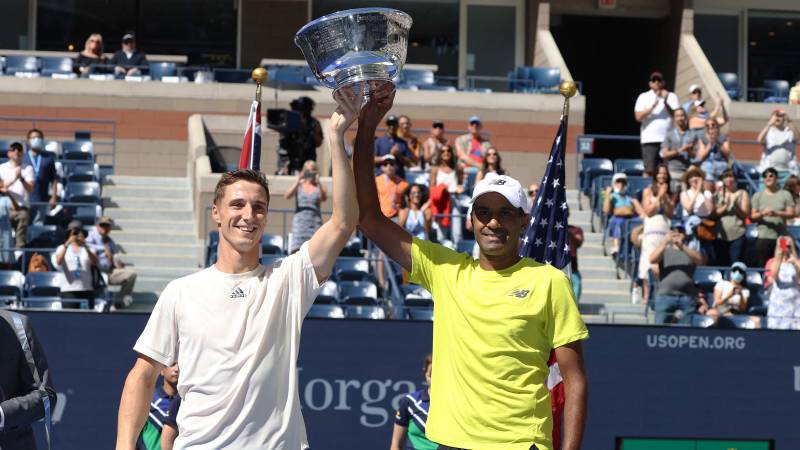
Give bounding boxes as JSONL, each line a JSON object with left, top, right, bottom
{"left": 54, "top": 220, "right": 99, "bottom": 308}
{"left": 285, "top": 160, "right": 327, "bottom": 254}
{"left": 767, "top": 235, "right": 800, "bottom": 329}
{"left": 707, "top": 262, "right": 760, "bottom": 328}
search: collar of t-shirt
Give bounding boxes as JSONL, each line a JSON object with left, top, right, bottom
{"left": 124, "top": 51, "right": 134, "bottom": 59}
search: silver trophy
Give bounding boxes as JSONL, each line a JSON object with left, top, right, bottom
{"left": 294, "top": 8, "right": 412, "bottom": 107}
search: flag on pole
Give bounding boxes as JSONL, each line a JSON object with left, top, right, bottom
{"left": 518, "top": 113, "right": 571, "bottom": 450}
{"left": 238, "top": 100, "right": 262, "bottom": 171}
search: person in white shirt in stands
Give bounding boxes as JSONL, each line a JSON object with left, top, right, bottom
{"left": 0, "top": 142, "right": 34, "bottom": 250}
{"left": 634, "top": 71, "right": 680, "bottom": 178}
{"left": 114, "top": 84, "right": 367, "bottom": 450}
{"left": 54, "top": 220, "right": 99, "bottom": 309}
{"left": 757, "top": 108, "right": 800, "bottom": 180}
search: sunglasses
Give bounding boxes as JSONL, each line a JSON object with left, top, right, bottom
{"left": 432, "top": 124, "right": 444, "bottom": 129}
{"left": 383, "top": 161, "right": 396, "bottom": 166}
{"left": 764, "top": 173, "right": 777, "bottom": 179}
{"left": 706, "top": 124, "right": 719, "bottom": 129}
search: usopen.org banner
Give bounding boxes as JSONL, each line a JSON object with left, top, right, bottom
{"left": 21, "top": 313, "right": 800, "bottom": 450}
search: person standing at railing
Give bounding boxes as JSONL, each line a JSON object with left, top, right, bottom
{"left": 398, "top": 115, "right": 424, "bottom": 171}
{"left": 284, "top": 160, "right": 326, "bottom": 254}
{"left": 23, "top": 128, "right": 58, "bottom": 226}
{"left": 111, "top": 33, "right": 147, "bottom": 78}
{"left": 713, "top": 169, "right": 751, "bottom": 267}
{"left": 756, "top": 108, "right": 799, "bottom": 183}
{"left": 454, "top": 116, "right": 491, "bottom": 172}
{"left": 660, "top": 107, "right": 697, "bottom": 187}
{"left": 750, "top": 167, "right": 795, "bottom": 268}
{"left": 634, "top": 71, "right": 679, "bottom": 178}
{"left": 76, "top": 33, "right": 108, "bottom": 77}
{"left": 0, "top": 142, "right": 34, "bottom": 251}
{"left": 423, "top": 120, "right": 447, "bottom": 168}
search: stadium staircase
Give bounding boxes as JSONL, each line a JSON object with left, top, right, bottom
{"left": 102, "top": 176, "right": 203, "bottom": 311}
{"left": 566, "top": 189, "right": 650, "bottom": 325}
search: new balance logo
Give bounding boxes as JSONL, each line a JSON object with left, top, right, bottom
{"left": 229, "top": 287, "right": 247, "bottom": 299}
{"left": 508, "top": 289, "right": 530, "bottom": 298}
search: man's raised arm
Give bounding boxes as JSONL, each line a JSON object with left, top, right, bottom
{"left": 353, "top": 82, "right": 412, "bottom": 272}
{"left": 308, "top": 89, "right": 360, "bottom": 282}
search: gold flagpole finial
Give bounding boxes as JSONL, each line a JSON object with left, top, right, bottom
{"left": 251, "top": 68, "right": 268, "bottom": 103}
{"left": 559, "top": 80, "right": 577, "bottom": 117}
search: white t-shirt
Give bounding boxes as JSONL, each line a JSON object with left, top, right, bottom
{"left": 635, "top": 90, "right": 680, "bottom": 144}
{"left": 681, "top": 189, "right": 713, "bottom": 218}
{"left": 714, "top": 280, "right": 750, "bottom": 308}
{"left": 764, "top": 126, "right": 796, "bottom": 170}
{"left": 55, "top": 244, "right": 94, "bottom": 292}
{"left": 0, "top": 162, "right": 34, "bottom": 207}
{"left": 134, "top": 242, "right": 321, "bottom": 450}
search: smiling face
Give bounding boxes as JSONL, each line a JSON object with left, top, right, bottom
{"left": 673, "top": 108, "right": 687, "bottom": 129}
{"left": 471, "top": 193, "right": 526, "bottom": 257}
{"left": 398, "top": 116, "right": 411, "bottom": 135}
{"left": 212, "top": 180, "right": 269, "bottom": 255}
{"left": 438, "top": 145, "right": 453, "bottom": 164}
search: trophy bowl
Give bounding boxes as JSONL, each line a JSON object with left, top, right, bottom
{"left": 294, "top": 7, "right": 412, "bottom": 100}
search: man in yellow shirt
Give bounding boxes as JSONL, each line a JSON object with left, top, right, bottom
{"left": 353, "top": 83, "right": 588, "bottom": 450}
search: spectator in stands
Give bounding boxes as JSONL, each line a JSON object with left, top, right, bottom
{"left": 475, "top": 147, "right": 506, "bottom": 184}
{"left": 54, "top": 220, "right": 98, "bottom": 309}
{"left": 76, "top": 33, "right": 107, "bottom": 76}
{"left": 527, "top": 183, "right": 540, "bottom": 210}
{"left": 429, "top": 143, "right": 464, "bottom": 240}
{"left": 783, "top": 175, "right": 800, "bottom": 224}
{"left": 111, "top": 33, "right": 146, "bottom": 77}
{"left": 660, "top": 107, "right": 697, "bottom": 184}
{"left": 567, "top": 224, "right": 584, "bottom": 302}
{"left": 696, "top": 119, "right": 731, "bottom": 192}
{"left": 23, "top": 128, "right": 58, "bottom": 225}
{"left": 680, "top": 166, "right": 713, "bottom": 251}
{"left": 639, "top": 164, "right": 676, "bottom": 304}
{"left": 634, "top": 71, "right": 679, "bottom": 177}
{"left": 398, "top": 184, "right": 432, "bottom": 240}
{"left": 455, "top": 116, "right": 492, "bottom": 170}
{"left": 687, "top": 99, "right": 728, "bottom": 136}
{"left": 650, "top": 224, "right": 706, "bottom": 324}
{"left": 284, "top": 160, "right": 326, "bottom": 254}
{"left": 757, "top": 108, "right": 799, "bottom": 180}
{"left": 682, "top": 84, "right": 703, "bottom": 114}
{"left": 0, "top": 142, "right": 34, "bottom": 249}
{"left": 706, "top": 262, "right": 759, "bottom": 326}
{"left": 790, "top": 81, "right": 800, "bottom": 105}
{"left": 398, "top": 115, "right": 423, "bottom": 170}
{"left": 374, "top": 115, "right": 415, "bottom": 180}
{"left": 27, "top": 252, "right": 50, "bottom": 273}
{"left": 86, "top": 216, "right": 137, "bottom": 308}
{"left": 603, "top": 173, "right": 644, "bottom": 254}
{"left": 713, "top": 169, "right": 751, "bottom": 266}
{"left": 138, "top": 362, "right": 179, "bottom": 450}
{"left": 390, "top": 354, "right": 436, "bottom": 450}
{"left": 751, "top": 167, "right": 795, "bottom": 268}
{"left": 767, "top": 234, "right": 800, "bottom": 329}
{"left": 423, "top": 120, "right": 447, "bottom": 168}
{"left": 376, "top": 155, "right": 409, "bottom": 220}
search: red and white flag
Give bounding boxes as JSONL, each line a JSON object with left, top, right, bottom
{"left": 547, "top": 350, "right": 565, "bottom": 450}
{"left": 238, "top": 100, "right": 262, "bottom": 171}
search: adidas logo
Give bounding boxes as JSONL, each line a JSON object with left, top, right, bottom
{"left": 229, "top": 287, "right": 247, "bottom": 299}
{"left": 508, "top": 289, "right": 530, "bottom": 299}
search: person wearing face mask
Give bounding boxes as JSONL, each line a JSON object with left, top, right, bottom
{"left": 706, "top": 262, "right": 760, "bottom": 327}
{"left": 603, "top": 173, "right": 644, "bottom": 255}
{"left": 23, "top": 129, "right": 58, "bottom": 225}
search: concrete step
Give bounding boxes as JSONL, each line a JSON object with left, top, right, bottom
{"left": 112, "top": 230, "right": 201, "bottom": 245}
{"left": 578, "top": 267, "right": 620, "bottom": 280}
{"left": 609, "top": 314, "right": 650, "bottom": 325}
{"left": 102, "top": 185, "right": 191, "bottom": 199}
{"left": 103, "top": 208, "right": 193, "bottom": 221}
{"left": 116, "top": 241, "right": 203, "bottom": 253}
{"left": 110, "top": 218, "right": 195, "bottom": 233}
{"left": 130, "top": 266, "right": 200, "bottom": 279}
{"left": 581, "top": 314, "right": 610, "bottom": 324}
{"left": 581, "top": 278, "right": 630, "bottom": 291}
{"left": 103, "top": 196, "right": 193, "bottom": 210}
{"left": 581, "top": 289, "right": 630, "bottom": 304}
{"left": 106, "top": 175, "right": 190, "bottom": 188}
{"left": 123, "top": 253, "right": 201, "bottom": 268}
{"left": 605, "top": 303, "right": 648, "bottom": 315}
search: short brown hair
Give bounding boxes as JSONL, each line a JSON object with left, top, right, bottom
{"left": 213, "top": 169, "right": 270, "bottom": 205}
{"left": 423, "top": 353, "right": 432, "bottom": 373}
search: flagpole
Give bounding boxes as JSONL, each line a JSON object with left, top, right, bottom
{"left": 251, "top": 67, "right": 268, "bottom": 103}
{"left": 559, "top": 80, "right": 577, "bottom": 117}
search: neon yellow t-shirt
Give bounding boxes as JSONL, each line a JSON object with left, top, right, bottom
{"left": 409, "top": 238, "right": 588, "bottom": 450}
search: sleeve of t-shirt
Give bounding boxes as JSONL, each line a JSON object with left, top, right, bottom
{"left": 408, "top": 237, "right": 465, "bottom": 295}
{"left": 667, "top": 93, "right": 680, "bottom": 110}
{"left": 751, "top": 192, "right": 761, "bottom": 212}
{"left": 276, "top": 241, "right": 321, "bottom": 318}
{"left": 133, "top": 282, "right": 180, "bottom": 367}
{"left": 163, "top": 396, "right": 181, "bottom": 428}
{"left": 634, "top": 93, "right": 649, "bottom": 112}
{"left": 394, "top": 395, "right": 411, "bottom": 427}
{"left": 21, "top": 166, "right": 34, "bottom": 184}
{"left": 546, "top": 270, "right": 589, "bottom": 348}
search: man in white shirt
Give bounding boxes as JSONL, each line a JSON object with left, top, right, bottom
{"left": 634, "top": 71, "right": 679, "bottom": 177}
{"left": 0, "top": 142, "right": 35, "bottom": 248}
{"left": 114, "top": 86, "right": 374, "bottom": 450}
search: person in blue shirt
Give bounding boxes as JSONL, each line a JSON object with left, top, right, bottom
{"left": 603, "top": 173, "right": 644, "bottom": 255}
{"left": 137, "top": 363, "right": 179, "bottom": 450}
{"left": 23, "top": 128, "right": 58, "bottom": 225}
{"left": 374, "top": 115, "right": 416, "bottom": 179}
{"left": 390, "top": 354, "right": 438, "bottom": 450}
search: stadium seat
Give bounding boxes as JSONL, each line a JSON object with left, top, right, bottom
{"left": 339, "top": 236, "right": 362, "bottom": 257}
{"left": 718, "top": 315, "right": 758, "bottom": 329}
{"left": 344, "top": 305, "right": 386, "bottom": 319}
{"left": 407, "top": 308, "right": 433, "bottom": 321}
{"left": 65, "top": 204, "right": 101, "bottom": 225}
{"left": 65, "top": 181, "right": 101, "bottom": 204}
{"left": 213, "top": 68, "right": 252, "bottom": 84}
{"left": 20, "top": 296, "right": 64, "bottom": 310}
{"left": 75, "top": 130, "right": 92, "bottom": 141}
{"left": 0, "top": 270, "right": 25, "bottom": 306}
{"left": 25, "top": 272, "right": 61, "bottom": 297}
{"left": 526, "top": 67, "right": 560, "bottom": 93}
{"left": 399, "top": 69, "right": 435, "bottom": 88}
{"left": 308, "top": 304, "right": 345, "bottom": 319}
{"left": 508, "top": 66, "right": 530, "bottom": 92}
{"left": 338, "top": 280, "right": 378, "bottom": 305}
{"left": 27, "top": 224, "right": 64, "bottom": 248}
{"left": 405, "top": 170, "right": 429, "bottom": 186}
{"left": 627, "top": 176, "right": 651, "bottom": 201}
{"left": 613, "top": 159, "right": 644, "bottom": 177}
{"left": 261, "top": 233, "right": 284, "bottom": 255}
{"left": 4, "top": 55, "right": 39, "bottom": 76}
{"left": 40, "top": 57, "right": 74, "bottom": 77}
{"left": 761, "top": 79, "right": 789, "bottom": 103}
{"left": 691, "top": 314, "right": 715, "bottom": 328}
{"left": 456, "top": 239, "right": 476, "bottom": 256}
{"left": 401, "top": 284, "right": 433, "bottom": 308}
{"left": 64, "top": 162, "right": 99, "bottom": 182}
{"left": 579, "top": 158, "right": 613, "bottom": 197}
{"left": 693, "top": 267, "right": 723, "bottom": 293}
{"left": 717, "top": 72, "right": 739, "bottom": 100}
{"left": 315, "top": 281, "right": 338, "bottom": 304}
{"left": 61, "top": 141, "right": 95, "bottom": 161}
{"left": 149, "top": 62, "right": 177, "bottom": 81}
{"left": 333, "top": 258, "right": 371, "bottom": 281}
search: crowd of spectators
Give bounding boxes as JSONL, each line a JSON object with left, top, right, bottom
{"left": 626, "top": 71, "right": 800, "bottom": 329}
{"left": 74, "top": 32, "right": 148, "bottom": 78}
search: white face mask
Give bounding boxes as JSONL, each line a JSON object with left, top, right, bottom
{"left": 613, "top": 185, "right": 627, "bottom": 194}
{"left": 28, "top": 137, "right": 43, "bottom": 150}
{"left": 730, "top": 272, "right": 744, "bottom": 283}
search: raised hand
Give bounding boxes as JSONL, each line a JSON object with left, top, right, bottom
{"left": 359, "top": 81, "right": 396, "bottom": 127}
{"left": 331, "top": 88, "right": 360, "bottom": 135}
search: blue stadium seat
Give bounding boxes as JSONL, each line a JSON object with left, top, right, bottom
{"left": 339, "top": 236, "right": 362, "bottom": 257}
{"left": 579, "top": 158, "right": 613, "bottom": 196}
{"left": 213, "top": 68, "right": 252, "bottom": 84}
{"left": 691, "top": 314, "right": 715, "bottom": 328}
{"left": 64, "top": 162, "right": 99, "bottom": 182}
{"left": 693, "top": 267, "right": 723, "bottom": 292}
{"left": 61, "top": 141, "right": 95, "bottom": 161}
{"left": 308, "top": 304, "right": 345, "bottom": 319}
{"left": 40, "top": 57, "right": 74, "bottom": 77}
{"left": 456, "top": 239, "right": 476, "bottom": 255}
{"left": 627, "top": 176, "right": 651, "bottom": 201}
{"left": 65, "top": 204, "right": 101, "bottom": 225}
{"left": 614, "top": 159, "right": 645, "bottom": 177}
{"left": 315, "top": 281, "right": 338, "bottom": 304}
{"left": 407, "top": 308, "right": 433, "bottom": 321}
{"left": 261, "top": 233, "right": 284, "bottom": 255}
{"left": 338, "top": 280, "right": 378, "bottom": 305}
{"left": 65, "top": 181, "right": 101, "bottom": 204}
{"left": 718, "top": 315, "right": 758, "bottom": 329}
{"left": 399, "top": 69, "right": 435, "bottom": 87}
{"left": 20, "top": 296, "right": 65, "bottom": 310}
{"left": 401, "top": 284, "right": 432, "bottom": 308}
{"left": 526, "top": 67, "right": 560, "bottom": 93}
{"left": 344, "top": 305, "right": 386, "bottom": 319}
{"left": 508, "top": 66, "right": 530, "bottom": 92}
{"left": 25, "top": 272, "right": 61, "bottom": 297}
{"left": 4, "top": 56, "right": 39, "bottom": 75}
{"left": 405, "top": 170, "right": 429, "bottom": 186}
{"left": 333, "top": 258, "right": 371, "bottom": 281}
{"left": 149, "top": 62, "right": 177, "bottom": 81}
{"left": 717, "top": 72, "right": 739, "bottom": 100}
{"left": 762, "top": 79, "right": 789, "bottom": 103}
{"left": 27, "top": 224, "right": 63, "bottom": 248}
{"left": 0, "top": 270, "right": 25, "bottom": 306}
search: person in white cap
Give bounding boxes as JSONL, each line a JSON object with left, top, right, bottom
{"left": 354, "top": 101, "right": 588, "bottom": 450}
{"left": 603, "top": 173, "right": 644, "bottom": 254}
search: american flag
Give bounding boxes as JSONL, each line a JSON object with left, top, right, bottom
{"left": 238, "top": 100, "right": 262, "bottom": 171}
{"left": 519, "top": 114, "right": 570, "bottom": 270}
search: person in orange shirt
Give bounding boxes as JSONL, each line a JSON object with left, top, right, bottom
{"left": 375, "top": 155, "right": 410, "bottom": 219}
